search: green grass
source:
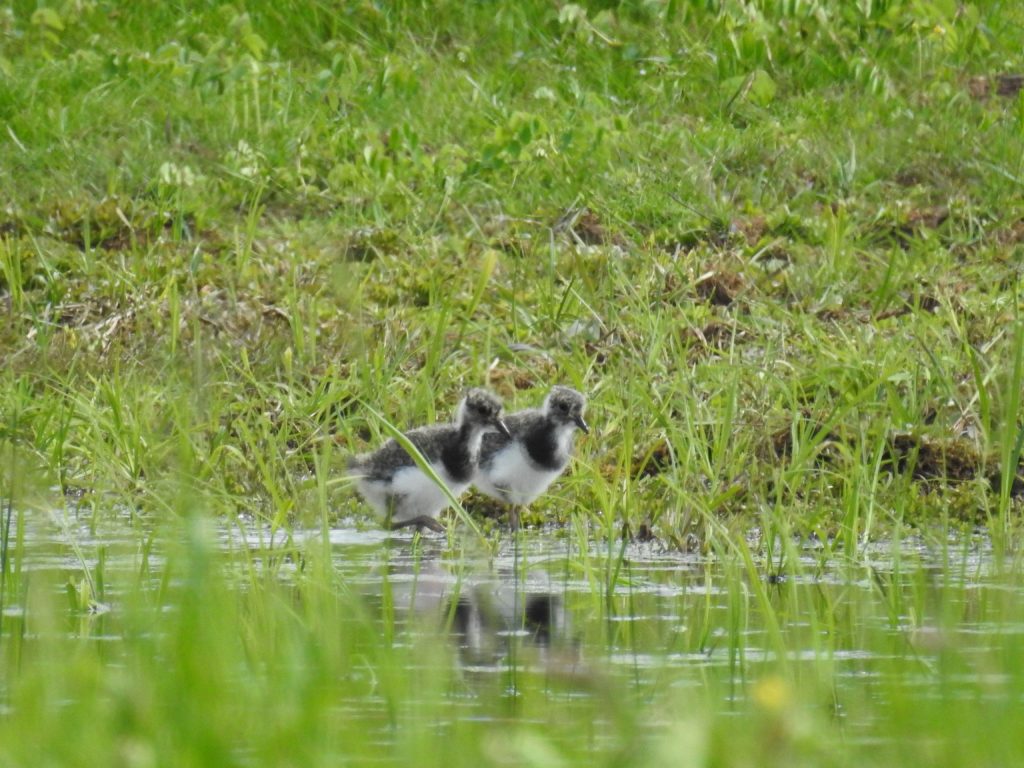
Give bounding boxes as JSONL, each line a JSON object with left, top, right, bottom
{"left": 3, "top": 0, "right": 1024, "bottom": 764}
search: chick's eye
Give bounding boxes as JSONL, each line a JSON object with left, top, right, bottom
{"left": 558, "top": 402, "right": 569, "bottom": 412}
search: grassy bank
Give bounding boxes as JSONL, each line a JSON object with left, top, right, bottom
{"left": 3, "top": 0, "right": 1024, "bottom": 543}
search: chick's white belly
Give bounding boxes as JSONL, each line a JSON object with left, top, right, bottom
{"left": 475, "top": 444, "right": 561, "bottom": 505}
{"left": 356, "top": 464, "right": 469, "bottom": 522}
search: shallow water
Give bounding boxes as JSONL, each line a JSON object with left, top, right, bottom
{"left": 4, "top": 507, "right": 1024, "bottom": 759}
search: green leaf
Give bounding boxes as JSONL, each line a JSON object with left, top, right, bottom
{"left": 31, "top": 7, "right": 64, "bottom": 32}
{"left": 242, "top": 32, "right": 267, "bottom": 60}
{"left": 723, "top": 68, "right": 777, "bottom": 108}
{"left": 558, "top": 4, "right": 587, "bottom": 26}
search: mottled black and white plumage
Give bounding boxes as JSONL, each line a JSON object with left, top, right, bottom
{"left": 474, "top": 387, "right": 588, "bottom": 522}
{"left": 348, "top": 389, "right": 510, "bottom": 531}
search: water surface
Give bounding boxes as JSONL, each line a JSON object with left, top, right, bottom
{"left": 3, "top": 508, "right": 1021, "bottom": 761}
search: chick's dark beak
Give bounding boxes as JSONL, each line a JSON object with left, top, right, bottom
{"left": 495, "top": 419, "right": 512, "bottom": 439}
{"left": 574, "top": 415, "right": 590, "bottom": 434}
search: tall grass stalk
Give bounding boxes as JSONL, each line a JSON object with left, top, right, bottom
{"left": 0, "top": 492, "right": 11, "bottom": 654}
{"left": 996, "top": 315, "right": 1024, "bottom": 544}
{"left": 359, "top": 400, "right": 488, "bottom": 547}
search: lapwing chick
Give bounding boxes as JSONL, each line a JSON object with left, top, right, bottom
{"left": 348, "top": 389, "right": 510, "bottom": 532}
{"left": 473, "top": 386, "right": 588, "bottom": 529}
